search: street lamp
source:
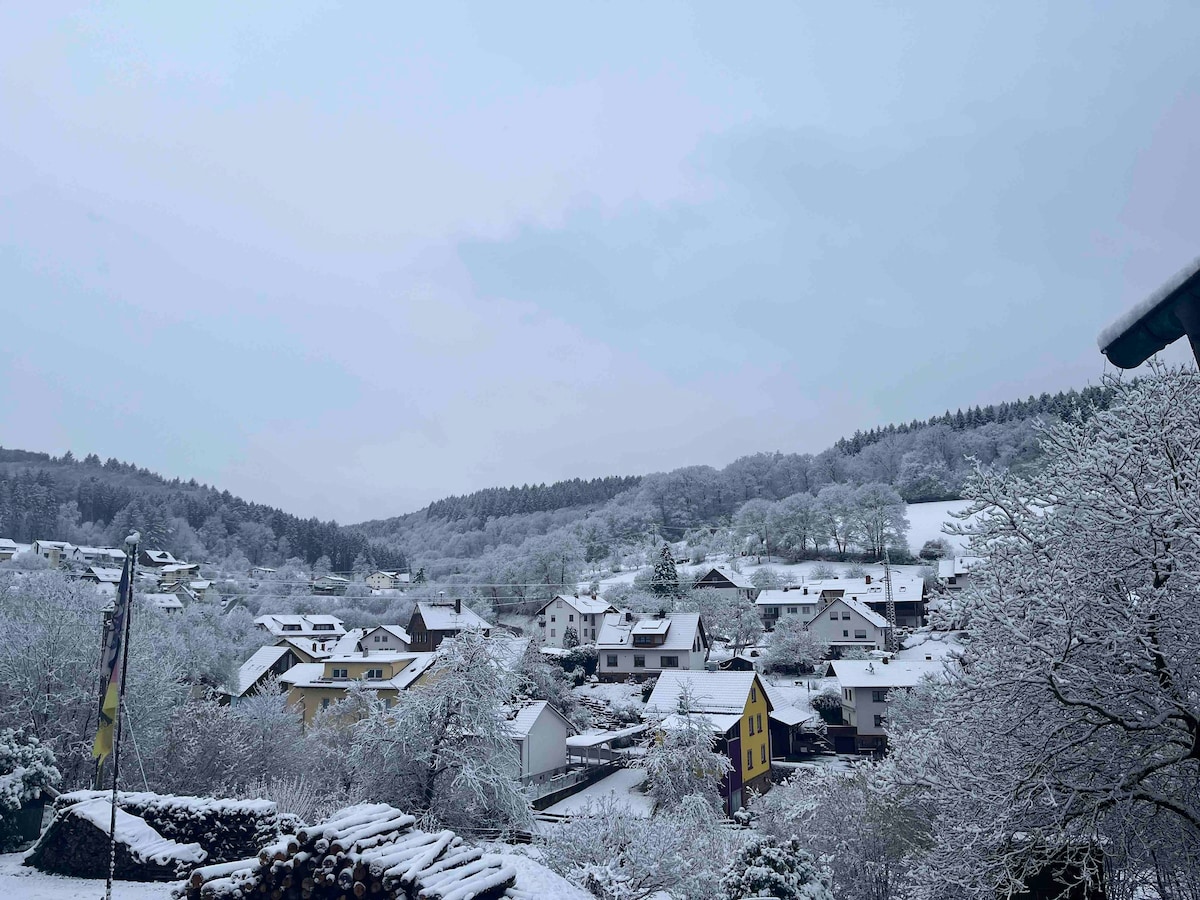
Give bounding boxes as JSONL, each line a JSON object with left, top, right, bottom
{"left": 1098, "top": 256, "right": 1200, "bottom": 368}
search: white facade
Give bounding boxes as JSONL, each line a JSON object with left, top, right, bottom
{"left": 508, "top": 701, "right": 571, "bottom": 781}
{"left": 803, "top": 597, "right": 891, "bottom": 651}
{"left": 539, "top": 594, "right": 615, "bottom": 648}
{"left": 833, "top": 658, "right": 946, "bottom": 742}
{"left": 596, "top": 612, "right": 709, "bottom": 680}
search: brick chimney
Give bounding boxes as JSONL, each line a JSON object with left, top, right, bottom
{"left": 865, "top": 574, "right": 872, "bottom": 585}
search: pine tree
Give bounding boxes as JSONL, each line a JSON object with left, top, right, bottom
{"left": 721, "top": 836, "right": 833, "bottom": 900}
{"left": 650, "top": 545, "right": 679, "bottom": 596}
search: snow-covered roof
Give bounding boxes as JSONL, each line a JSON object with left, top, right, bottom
{"left": 72, "top": 545, "right": 127, "bottom": 559}
{"left": 326, "top": 651, "right": 414, "bottom": 663}
{"left": 566, "top": 724, "right": 648, "bottom": 749}
{"left": 142, "top": 549, "right": 177, "bottom": 564}
{"left": 366, "top": 624, "right": 411, "bottom": 644}
{"left": 150, "top": 595, "right": 183, "bottom": 610}
{"left": 831, "top": 659, "right": 946, "bottom": 689}
{"left": 812, "top": 595, "right": 889, "bottom": 629}
{"left": 781, "top": 575, "right": 925, "bottom": 605}
{"left": 645, "top": 670, "right": 765, "bottom": 716}
{"left": 278, "top": 662, "right": 326, "bottom": 686}
{"left": 236, "top": 645, "right": 291, "bottom": 696}
{"left": 160, "top": 563, "right": 198, "bottom": 574}
{"left": 769, "top": 705, "right": 815, "bottom": 727}
{"left": 506, "top": 700, "right": 572, "bottom": 738}
{"left": 315, "top": 573, "right": 350, "bottom": 583}
{"left": 659, "top": 711, "right": 742, "bottom": 734}
{"left": 536, "top": 594, "right": 615, "bottom": 616}
{"left": 86, "top": 566, "right": 124, "bottom": 583}
{"left": 415, "top": 601, "right": 491, "bottom": 632}
{"left": 693, "top": 565, "right": 754, "bottom": 590}
{"left": 255, "top": 614, "right": 347, "bottom": 637}
{"left": 280, "top": 654, "right": 438, "bottom": 691}
{"left": 597, "top": 611, "right": 704, "bottom": 651}
{"left": 937, "top": 556, "right": 985, "bottom": 578}
{"left": 277, "top": 636, "right": 334, "bottom": 658}
{"left": 0, "top": 538, "right": 18, "bottom": 550}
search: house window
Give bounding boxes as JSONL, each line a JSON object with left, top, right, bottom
{"left": 872, "top": 690, "right": 888, "bottom": 703}
{"left": 802, "top": 605, "right": 813, "bottom": 614}
{"left": 373, "top": 635, "right": 381, "bottom": 643}
{"left": 751, "top": 684, "right": 757, "bottom": 703}
{"left": 786, "top": 606, "right": 797, "bottom": 614}
{"left": 756, "top": 713, "right": 762, "bottom": 732}
{"left": 315, "top": 623, "right": 334, "bottom": 631}
{"left": 332, "top": 668, "right": 348, "bottom": 678}
{"left": 634, "top": 655, "right": 646, "bottom": 668}
{"left": 761, "top": 745, "right": 767, "bottom": 764}
{"left": 550, "top": 629, "right": 555, "bottom": 637}
{"left": 365, "top": 669, "right": 383, "bottom": 679}
{"left": 606, "top": 654, "right": 618, "bottom": 667}
{"left": 843, "top": 630, "right": 849, "bottom": 638}
{"left": 874, "top": 714, "right": 885, "bottom": 728}
{"left": 748, "top": 717, "right": 754, "bottom": 736}
{"left": 569, "top": 614, "right": 574, "bottom": 622}
{"left": 747, "top": 750, "right": 754, "bottom": 770}
{"left": 855, "top": 630, "right": 868, "bottom": 640}
{"left": 556, "top": 599, "right": 563, "bottom": 607}
{"left": 591, "top": 629, "right": 596, "bottom": 639}
{"left": 321, "top": 699, "right": 330, "bottom": 710}
{"left": 828, "top": 612, "right": 838, "bottom": 620}
{"left": 844, "top": 688, "right": 853, "bottom": 701}
{"left": 841, "top": 613, "right": 851, "bottom": 620}
{"left": 550, "top": 615, "right": 556, "bottom": 623}
{"left": 660, "top": 655, "right": 680, "bottom": 668}
{"left": 283, "top": 624, "right": 302, "bottom": 631}
{"left": 948, "top": 576, "right": 957, "bottom": 585}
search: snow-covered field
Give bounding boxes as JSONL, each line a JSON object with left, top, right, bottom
{"left": 0, "top": 853, "right": 172, "bottom": 899}
{"left": 903, "top": 499, "right": 973, "bottom": 553}
{"left": 542, "top": 767, "right": 653, "bottom": 818}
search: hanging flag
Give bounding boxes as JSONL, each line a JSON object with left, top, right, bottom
{"left": 93, "top": 551, "right": 134, "bottom": 761}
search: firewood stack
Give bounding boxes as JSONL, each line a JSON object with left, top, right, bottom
{"left": 179, "top": 803, "right": 519, "bottom": 900}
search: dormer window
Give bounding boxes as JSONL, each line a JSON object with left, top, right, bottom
{"left": 365, "top": 669, "right": 383, "bottom": 679}
{"left": 332, "top": 668, "right": 348, "bottom": 679}
{"left": 282, "top": 624, "right": 302, "bottom": 632}
{"left": 314, "top": 623, "right": 334, "bottom": 631}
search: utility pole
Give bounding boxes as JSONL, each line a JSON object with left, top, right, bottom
{"left": 883, "top": 549, "right": 898, "bottom": 653}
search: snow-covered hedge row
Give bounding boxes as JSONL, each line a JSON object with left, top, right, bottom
{"left": 55, "top": 790, "right": 279, "bottom": 863}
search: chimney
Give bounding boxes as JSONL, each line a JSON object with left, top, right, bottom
{"left": 574, "top": 590, "right": 579, "bottom": 599}
{"left": 455, "top": 597, "right": 461, "bottom": 614}
{"left": 865, "top": 574, "right": 872, "bottom": 585}
{"left": 591, "top": 589, "right": 597, "bottom": 600}
{"left": 625, "top": 611, "right": 633, "bottom": 622}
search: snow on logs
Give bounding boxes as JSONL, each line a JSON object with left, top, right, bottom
{"left": 179, "top": 803, "right": 519, "bottom": 900}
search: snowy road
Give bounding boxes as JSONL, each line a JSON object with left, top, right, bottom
{"left": 0, "top": 853, "right": 174, "bottom": 899}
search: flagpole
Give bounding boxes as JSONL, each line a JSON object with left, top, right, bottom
{"left": 104, "top": 534, "right": 138, "bottom": 900}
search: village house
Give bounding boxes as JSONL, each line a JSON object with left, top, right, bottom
{"left": 188, "top": 579, "right": 219, "bottom": 602}
{"left": 506, "top": 700, "right": 573, "bottom": 786}
{"left": 231, "top": 644, "right": 312, "bottom": 701}
{"left": 80, "top": 566, "right": 124, "bottom": 587}
{"left": 692, "top": 565, "right": 759, "bottom": 601}
{"left": 359, "top": 624, "right": 411, "bottom": 652}
{"left": 313, "top": 574, "right": 351, "bottom": 595}
{"left": 937, "top": 555, "right": 985, "bottom": 593}
{"left": 536, "top": 593, "right": 617, "bottom": 648}
{"left": 645, "top": 670, "right": 773, "bottom": 815}
{"left": 281, "top": 651, "right": 437, "bottom": 724}
{"left": 68, "top": 545, "right": 127, "bottom": 567}
{"left": 0, "top": 538, "right": 17, "bottom": 561}
{"left": 596, "top": 611, "right": 709, "bottom": 681}
{"left": 149, "top": 594, "right": 184, "bottom": 613}
{"left": 830, "top": 656, "right": 945, "bottom": 752}
{"left": 803, "top": 595, "right": 892, "bottom": 655}
{"left": 365, "top": 571, "right": 411, "bottom": 591}
{"left": 255, "top": 614, "right": 347, "bottom": 641}
{"left": 248, "top": 565, "right": 276, "bottom": 579}
{"left": 761, "top": 574, "right": 926, "bottom": 629}
{"left": 138, "top": 548, "right": 179, "bottom": 568}
{"left": 406, "top": 599, "right": 492, "bottom": 652}
{"left": 31, "top": 540, "right": 72, "bottom": 567}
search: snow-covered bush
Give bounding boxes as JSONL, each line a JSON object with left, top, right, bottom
{"left": 638, "top": 686, "right": 732, "bottom": 812}
{"left": 0, "top": 728, "right": 60, "bottom": 849}
{"left": 720, "top": 836, "right": 833, "bottom": 900}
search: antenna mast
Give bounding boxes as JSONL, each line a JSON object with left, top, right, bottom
{"left": 883, "top": 549, "right": 898, "bottom": 652}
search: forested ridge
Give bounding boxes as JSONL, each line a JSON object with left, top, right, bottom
{"left": 0, "top": 449, "right": 401, "bottom": 572}
{"left": 0, "top": 382, "right": 1116, "bottom": 575}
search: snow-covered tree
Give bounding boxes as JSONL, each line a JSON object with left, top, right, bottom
{"left": 850, "top": 482, "right": 909, "bottom": 557}
{"left": 0, "top": 728, "right": 60, "bottom": 849}
{"left": 639, "top": 684, "right": 732, "bottom": 812}
{"left": 540, "top": 794, "right": 739, "bottom": 900}
{"left": 650, "top": 545, "right": 680, "bottom": 596}
{"left": 762, "top": 616, "right": 828, "bottom": 674}
{"left": 721, "top": 836, "right": 833, "bottom": 900}
{"left": 900, "top": 368, "right": 1200, "bottom": 898}
{"left": 348, "top": 630, "right": 531, "bottom": 833}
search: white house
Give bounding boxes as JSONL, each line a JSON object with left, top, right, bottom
{"left": 536, "top": 594, "right": 617, "bottom": 648}
{"left": 755, "top": 589, "right": 821, "bottom": 631}
{"left": 802, "top": 595, "right": 892, "bottom": 653}
{"left": 937, "top": 556, "right": 985, "bottom": 592}
{"left": 313, "top": 574, "right": 351, "bottom": 595}
{"left": 762, "top": 575, "right": 926, "bottom": 629}
{"left": 360, "top": 624, "right": 411, "bottom": 653}
{"left": 830, "top": 657, "right": 946, "bottom": 751}
{"left": 31, "top": 540, "right": 72, "bottom": 566}
{"left": 69, "top": 546, "right": 127, "bottom": 567}
{"left": 255, "top": 614, "right": 347, "bottom": 640}
{"left": 81, "top": 566, "right": 124, "bottom": 587}
{"left": 365, "top": 571, "right": 411, "bottom": 591}
{"left": 0, "top": 538, "right": 17, "bottom": 561}
{"left": 506, "top": 700, "right": 572, "bottom": 785}
{"left": 596, "top": 611, "right": 709, "bottom": 681}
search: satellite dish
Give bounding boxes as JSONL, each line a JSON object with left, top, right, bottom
{"left": 1098, "top": 256, "right": 1200, "bottom": 368}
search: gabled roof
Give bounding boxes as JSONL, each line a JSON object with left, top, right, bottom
{"left": 506, "top": 699, "right": 573, "bottom": 738}
{"left": 596, "top": 612, "right": 705, "bottom": 651}
{"left": 367, "top": 624, "right": 411, "bottom": 644}
{"left": 72, "top": 546, "right": 127, "bottom": 559}
{"left": 315, "top": 574, "right": 350, "bottom": 583}
{"left": 645, "top": 671, "right": 769, "bottom": 716}
{"left": 280, "top": 654, "right": 437, "bottom": 691}
{"left": 536, "top": 594, "right": 615, "bottom": 616}
{"left": 278, "top": 663, "right": 326, "bottom": 687}
{"left": 693, "top": 566, "right": 754, "bottom": 590}
{"left": 415, "top": 602, "right": 491, "bottom": 632}
{"left": 255, "top": 614, "right": 347, "bottom": 637}
{"left": 830, "top": 658, "right": 946, "bottom": 689}
{"left": 0, "top": 538, "right": 18, "bottom": 550}
{"left": 235, "top": 645, "right": 291, "bottom": 696}
{"left": 782, "top": 575, "right": 925, "bottom": 605}
{"left": 938, "top": 556, "right": 985, "bottom": 578}
{"left": 142, "top": 549, "right": 178, "bottom": 564}
{"left": 805, "top": 595, "right": 889, "bottom": 629}
{"left": 86, "top": 566, "right": 124, "bottom": 584}
{"left": 150, "top": 595, "right": 183, "bottom": 610}
{"left": 327, "top": 629, "right": 365, "bottom": 657}
{"left": 277, "top": 636, "right": 334, "bottom": 659}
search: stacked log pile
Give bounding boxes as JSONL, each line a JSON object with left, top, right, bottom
{"left": 180, "top": 803, "right": 521, "bottom": 900}
{"left": 27, "top": 797, "right": 207, "bottom": 881}
{"left": 55, "top": 790, "right": 281, "bottom": 863}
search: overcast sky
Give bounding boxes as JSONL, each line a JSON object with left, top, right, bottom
{"left": 3, "top": 2, "right": 1198, "bottom": 523}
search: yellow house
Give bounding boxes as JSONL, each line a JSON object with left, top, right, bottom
{"left": 280, "top": 651, "right": 436, "bottom": 724}
{"left": 645, "top": 670, "right": 773, "bottom": 815}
